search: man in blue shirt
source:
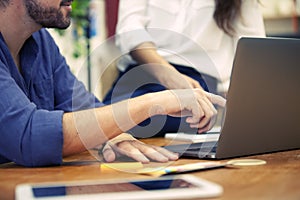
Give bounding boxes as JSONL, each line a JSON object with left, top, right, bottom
{"left": 0, "top": 0, "right": 225, "bottom": 167}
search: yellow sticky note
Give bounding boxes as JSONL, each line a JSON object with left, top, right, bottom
{"left": 100, "top": 162, "right": 143, "bottom": 172}
{"left": 137, "top": 161, "right": 227, "bottom": 177}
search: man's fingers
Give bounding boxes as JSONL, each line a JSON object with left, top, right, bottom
{"left": 131, "top": 142, "right": 170, "bottom": 163}
{"left": 132, "top": 142, "right": 179, "bottom": 162}
{"left": 186, "top": 97, "right": 216, "bottom": 129}
{"left": 151, "top": 145, "right": 179, "bottom": 161}
{"left": 197, "top": 122, "right": 213, "bottom": 134}
{"left": 108, "top": 140, "right": 179, "bottom": 163}
{"left": 186, "top": 104, "right": 203, "bottom": 124}
{"left": 102, "top": 145, "right": 116, "bottom": 162}
{"left": 116, "top": 141, "right": 150, "bottom": 163}
{"left": 205, "top": 91, "right": 227, "bottom": 107}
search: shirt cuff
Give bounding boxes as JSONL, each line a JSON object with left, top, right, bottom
{"left": 27, "top": 110, "right": 64, "bottom": 167}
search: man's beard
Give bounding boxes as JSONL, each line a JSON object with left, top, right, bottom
{"left": 25, "top": 0, "right": 71, "bottom": 29}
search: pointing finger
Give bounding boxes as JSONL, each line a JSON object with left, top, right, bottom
{"left": 205, "top": 92, "right": 226, "bottom": 107}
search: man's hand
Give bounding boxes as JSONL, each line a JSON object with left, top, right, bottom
{"left": 160, "top": 89, "right": 226, "bottom": 133}
{"left": 102, "top": 133, "right": 179, "bottom": 163}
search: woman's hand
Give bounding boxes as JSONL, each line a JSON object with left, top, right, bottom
{"left": 155, "top": 66, "right": 202, "bottom": 90}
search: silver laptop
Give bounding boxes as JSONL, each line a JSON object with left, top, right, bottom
{"left": 164, "top": 37, "right": 300, "bottom": 159}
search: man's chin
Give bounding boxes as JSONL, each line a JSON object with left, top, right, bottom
{"left": 45, "top": 21, "right": 71, "bottom": 29}
{"left": 58, "top": 21, "right": 71, "bottom": 29}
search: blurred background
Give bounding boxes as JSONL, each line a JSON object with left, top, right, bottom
{"left": 49, "top": 0, "right": 300, "bottom": 100}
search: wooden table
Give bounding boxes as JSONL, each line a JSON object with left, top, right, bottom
{"left": 1, "top": 138, "right": 300, "bottom": 200}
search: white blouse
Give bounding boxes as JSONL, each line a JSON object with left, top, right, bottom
{"left": 115, "top": 0, "right": 266, "bottom": 91}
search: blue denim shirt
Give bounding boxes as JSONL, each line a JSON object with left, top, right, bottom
{"left": 0, "top": 29, "right": 103, "bottom": 167}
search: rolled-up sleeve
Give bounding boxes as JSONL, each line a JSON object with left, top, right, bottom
{"left": 24, "top": 109, "right": 64, "bottom": 167}
{"left": 0, "top": 66, "right": 64, "bottom": 167}
{"left": 0, "top": 29, "right": 104, "bottom": 167}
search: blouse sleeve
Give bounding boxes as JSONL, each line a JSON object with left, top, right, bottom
{"left": 116, "top": 0, "right": 155, "bottom": 53}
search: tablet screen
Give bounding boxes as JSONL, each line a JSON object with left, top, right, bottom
{"left": 32, "top": 178, "right": 198, "bottom": 198}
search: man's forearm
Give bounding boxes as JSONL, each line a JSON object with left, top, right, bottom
{"left": 61, "top": 92, "right": 168, "bottom": 156}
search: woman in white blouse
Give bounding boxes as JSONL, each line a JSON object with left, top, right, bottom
{"left": 103, "top": 0, "right": 266, "bottom": 137}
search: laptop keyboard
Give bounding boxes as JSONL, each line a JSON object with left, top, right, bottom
{"left": 164, "top": 142, "right": 218, "bottom": 154}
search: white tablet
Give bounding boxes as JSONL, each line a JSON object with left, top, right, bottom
{"left": 15, "top": 175, "right": 223, "bottom": 200}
